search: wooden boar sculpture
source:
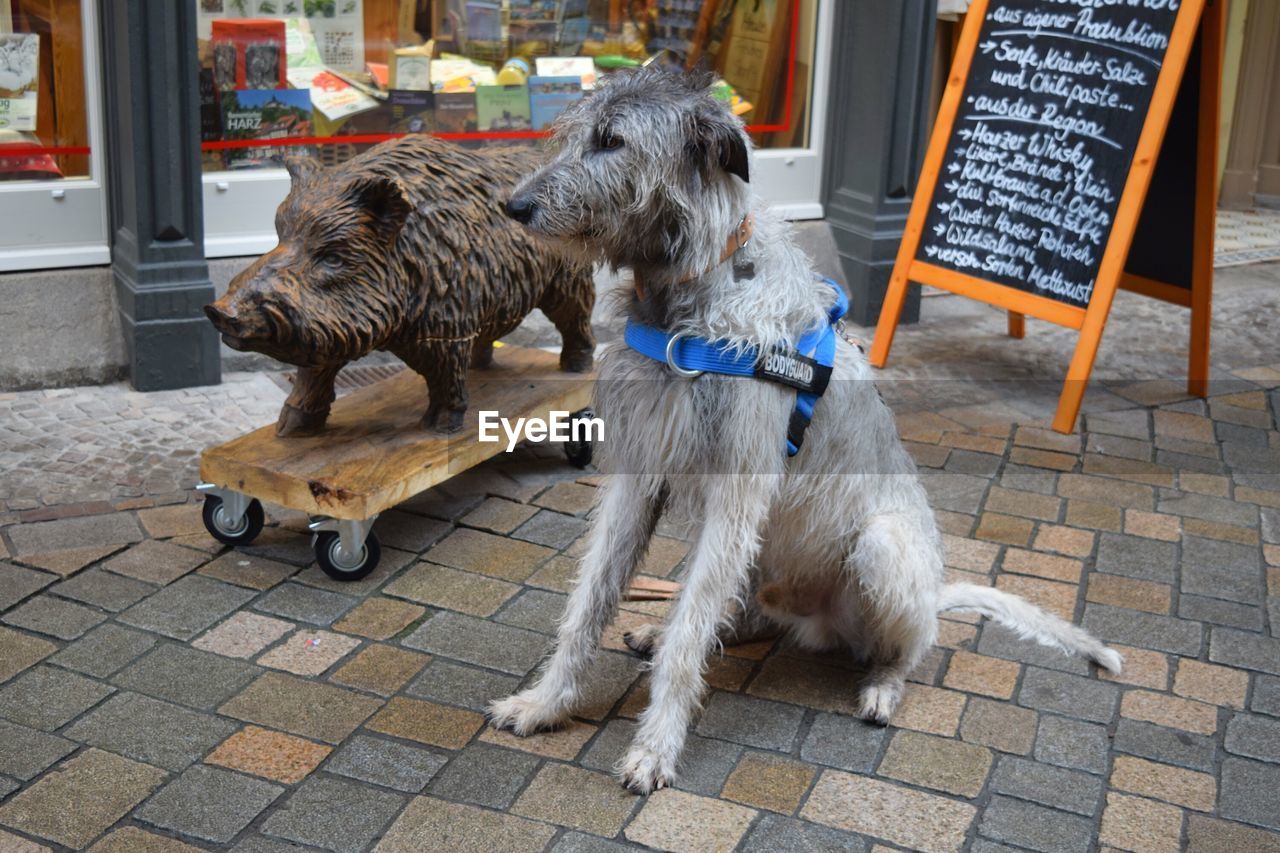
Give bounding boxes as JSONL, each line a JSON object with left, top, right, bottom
{"left": 205, "top": 136, "right": 596, "bottom": 437}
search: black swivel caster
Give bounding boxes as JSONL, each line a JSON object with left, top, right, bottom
{"left": 563, "top": 407, "right": 596, "bottom": 469}
{"left": 312, "top": 527, "right": 381, "bottom": 581}
{"left": 201, "top": 493, "right": 265, "bottom": 546}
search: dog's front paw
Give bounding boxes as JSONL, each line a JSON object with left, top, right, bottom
{"left": 857, "top": 682, "right": 902, "bottom": 727}
{"left": 617, "top": 746, "right": 675, "bottom": 795}
{"left": 486, "top": 691, "right": 568, "bottom": 736}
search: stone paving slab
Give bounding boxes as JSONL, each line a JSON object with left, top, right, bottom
{"left": 111, "top": 643, "right": 262, "bottom": 710}
{"left": 118, "top": 575, "right": 256, "bottom": 641}
{"left": 0, "top": 564, "right": 54, "bottom": 611}
{"left": 204, "top": 725, "right": 332, "bottom": 785}
{"left": 377, "top": 796, "right": 556, "bottom": 853}
{"left": 217, "top": 672, "right": 382, "bottom": 747}
{"left": 0, "top": 627, "right": 54, "bottom": 685}
{"left": 134, "top": 765, "right": 283, "bottom": 844}
{"left": 0, "top": 720, "right": 75, "bottom": 781}
{"left": 65, "top": 692, "right": 240, "bottom": 772}
{"left": 1, "top": 286, "right": 1280, "bottom": 849}
{"left": 0, "top": 749, "right": 166, "bottom": 848}
{"left": 260, "top": 774, "right": 405, "bottom": 853}
{"left": 0, "top": 665, "right": 114, "bottom": 731}
{"left": 2, "top": 595, "right": 106, "bottom": 640}
{"left": 325, "top": 734, "right": 448, "bottom": 793}
{"left": 6, "top": 514, "right": 143, "bottom": 557}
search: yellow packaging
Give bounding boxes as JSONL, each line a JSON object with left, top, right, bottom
{"left": 496, "top": 57, "right": 530, "bottom": 85}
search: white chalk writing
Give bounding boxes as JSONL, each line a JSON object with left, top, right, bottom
{"left": 920, "top": 0, "right": 1180, "bottom": 308}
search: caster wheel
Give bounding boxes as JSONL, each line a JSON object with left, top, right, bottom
{"left": 202, "top": 495, "right": 265, "bottom": 546}
{"left": 314, "top": 530, "right": 381, "bottom": 581}
{"left": 563, "top": 407, "right": 595, "bottom": 469}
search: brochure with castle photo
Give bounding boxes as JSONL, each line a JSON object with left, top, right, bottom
{"left": 220, "top": 88, "right": 313, "bottom": 169}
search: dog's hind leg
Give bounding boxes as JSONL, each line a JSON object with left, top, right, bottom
{"left": 488, "top": 475, "right": 665, "bottom": 735}
{"left": 620, "top": 474, "right": 778, "bottom": 794}
{"left": 623, "top": 595, "right": 780, "bottom": 659}
{"left": 849, "top": 514, "right": 941, "bottom": 726}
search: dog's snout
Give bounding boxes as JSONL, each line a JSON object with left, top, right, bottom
{"left": 505, "top": 194, "right": 536, "bottom": 224}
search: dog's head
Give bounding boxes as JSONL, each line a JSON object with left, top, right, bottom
{"left": 506, "top": 65, "right": 752, "bottom": 273}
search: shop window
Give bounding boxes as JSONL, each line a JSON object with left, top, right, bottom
{"left": 0, "top": 0, "right": 106, "bottom": 270}
{"left": 1, "top": 0, "right": 90, "bottom": 183}
{"left": 193, "top": 0, "right": 817, "bottom": 177}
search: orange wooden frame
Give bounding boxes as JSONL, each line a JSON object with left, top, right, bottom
{"left": 870, "top": 0, "right": 1225, "bottom": 433}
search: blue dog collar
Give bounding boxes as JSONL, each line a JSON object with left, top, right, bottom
{"left": 624, "top": 278, "right": 848, "bottom": 456}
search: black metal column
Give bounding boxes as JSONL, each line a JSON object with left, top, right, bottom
{"left": 101, "top": 0, "right": 220, "bottom": 390}
{"left": 822, "top": 0, "right": 937, "bottom": 327}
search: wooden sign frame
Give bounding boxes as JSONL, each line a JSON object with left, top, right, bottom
{"left": 869, "top": 0, "right": 1225, "bottom": 433}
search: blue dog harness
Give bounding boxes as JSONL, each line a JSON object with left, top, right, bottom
{"left": 623, "top": 277, "right": 848, "bottom": 457}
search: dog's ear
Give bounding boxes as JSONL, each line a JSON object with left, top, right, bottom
{"left": 693, "top": 103, "right": 750, "bottom": 184}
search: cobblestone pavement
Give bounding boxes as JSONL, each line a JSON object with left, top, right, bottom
{"left": 0, "top": 269, "right": 1279, "bottom": 851}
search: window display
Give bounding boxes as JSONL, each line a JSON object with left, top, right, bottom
{"left": 1, "top": 0, "right": 91, "bottom": 183}
{"left": 195, "top": 0, "right": 817, "bottom": 175}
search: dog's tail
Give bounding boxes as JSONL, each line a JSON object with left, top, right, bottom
{"left": 939, "top": 582, "right": 1123, "bottom": 674}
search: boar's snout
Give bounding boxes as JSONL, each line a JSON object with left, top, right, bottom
{"left": 204, "top": 301, "right": 238, "bottom": 330}
{"left": 204, "top": 296, "right": 265, "bottom": 351}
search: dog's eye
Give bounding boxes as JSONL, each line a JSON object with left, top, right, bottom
{"left": 598, "top": 129, "right": 624, "bottom": 151}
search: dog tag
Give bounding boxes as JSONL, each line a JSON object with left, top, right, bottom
{"left": 732, "top": 255, "right": 755, "bottom": 281}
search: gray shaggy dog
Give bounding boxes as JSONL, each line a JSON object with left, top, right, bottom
{"left": 489, "top": 66, "right": 1123, "bottom": 795}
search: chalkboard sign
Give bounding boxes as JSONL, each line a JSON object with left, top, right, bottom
{"left": 1126, "top": 24, "right": 1204, "bottom": 291}
{"left": 871, "top": 0, "right": 1223, "bottom": 434}
{"left": 917, "top": 0, "right": 1181, "bottom": 309}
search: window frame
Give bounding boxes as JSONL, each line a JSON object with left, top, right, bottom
{"left": 0, "top": 0, "right": 109, "bottom": 272}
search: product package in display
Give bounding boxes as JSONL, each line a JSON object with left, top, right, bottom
{"left": 211, "top": 19, "right": 288, "bottom": 90}
{"left": 0, "top": 33, "right": 39, "bottom": 132}
{"left": 204, "top": 134, "right": 596, "bottom": 437}
{"left": 529, "top": 75, "right": 583, "bottom": 130}
{"left": 476, "top": 83, "right": 532, "bottom": 130}
{"left": 434, "top": 90, "right": 479, "bottom": 132}
{"left": 387, "top": 90, "right": 435, "bottom": 133}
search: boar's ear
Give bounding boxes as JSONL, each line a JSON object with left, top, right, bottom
{"left": 347, "top": 176, "right": 413, "bottom": 243}
{"left": 692, "top": 100, "right": 750, "bottom": 184}
{"left": 284, "top": 156, "right": 322, "bottom": 186}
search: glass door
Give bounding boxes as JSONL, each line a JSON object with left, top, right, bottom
{"left": 197, "top": 0, "right": 832, "bottom": 257}
{"left": 0, "top": 0, "right": 107, "bottom": 270}
{"left": 748, "top": 0, "right": 831, "bottom": 218}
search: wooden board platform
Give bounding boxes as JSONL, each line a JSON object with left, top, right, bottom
{"left": 200, "top": 346, "right": 595, "bottom": 521}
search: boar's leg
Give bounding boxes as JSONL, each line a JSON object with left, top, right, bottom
{"left": 540, "top": 286, "right": 595, "bottom": 374}
{"left": 276, "top": 364, "right": 343, "bottom": 437}
{"left": 399, "top": 339, "right": 472, "bottom": 435}
{"left": 471, "top": 338, "right": 496, "bottom": 369}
